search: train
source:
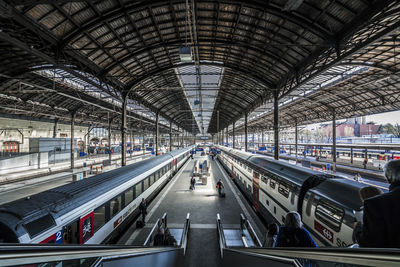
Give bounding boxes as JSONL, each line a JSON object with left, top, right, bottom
{"left": 254, "top": 145, "right": 400, "bottom": 161}
{"left": 0, "top": 146, "right": 193, "bottom": 244}
{"left": 216, "top": 145, "right": 379, "bottom": 247}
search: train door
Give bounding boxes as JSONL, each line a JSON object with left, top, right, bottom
{"left": 62, "top": 220, "right": 80, "bottom": 244}
{"left": 80, "top": 212, "right": 94, "bottom": 244}
{"left": 252, "top": 172, "right": 260, "bottom": 211}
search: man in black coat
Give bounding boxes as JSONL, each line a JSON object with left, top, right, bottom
{"left": 358, "top": 159, "right": 400, "bottom": 248}
{"left": 139, "top": 198, "right": 147, "bottom": 223}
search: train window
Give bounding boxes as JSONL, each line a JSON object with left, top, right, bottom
{"left": 149, "top": 175, "right": 154, "bottom": 186}
{"left": 266, "top": 199, "right": 269, "bottom": 206}
{"left": 274, "top": 207, "right": 276, "bottom": 214}
{"left": 24, "top": 214, "right": 56, "bottom": 238}
{"left": 143, "top": 177, "right": 149, "bottom": 191}
{"left": 125, "top": 187, "right": 134, "bottom": 205}
{"left": 315, "top": 200, "right": 344, "bottom": 232}
{"left": 93, "top": 205, "right": 106, "bottom": 233}
{"left": 278, "top": 182, "right": 290, "bottom": 198}
{"left": 261, "top": 175, "right": 268, "bottom": 183}
{"left": 269, "top": 179, "right": 276, "bottom": 189}
{"left": 110, "top": 195, "right": 122, "bottom": 218}
{"left": 135, "top": 183, "right": 142, "bottom": 197}
{"left": 156, "top": 171, "right": 160, "bottom": 180}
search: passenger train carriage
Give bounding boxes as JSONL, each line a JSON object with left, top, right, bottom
{"left": 217, "top": 145, "right": 375, "bottom": 247}
{"left": 0, "top": 146, "right": 192, "bottom": 244}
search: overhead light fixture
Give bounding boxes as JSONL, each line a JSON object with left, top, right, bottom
{"left": 179, "top": 46, "right": 192, "bottom": 62}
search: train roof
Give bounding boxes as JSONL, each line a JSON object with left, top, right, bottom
{"left": 249, "top": 155, "right": 334, "bottom": 186}
{"left": 0, "top": 147, "right": 191, "bottom": 225}
{"left": 308, "top": 178, "right": 368, "bottom": 209}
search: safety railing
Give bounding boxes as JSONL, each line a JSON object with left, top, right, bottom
{"left": 216, "top": 213, "right": 226, "bottom": 257}
{"left": 0, "top": 245, "right": 180, "bottom": 267}
{"left": 180, "top": 213, "right": 190, "bottom": 255}
{"left": 143, "top": 212, "right": 167, "bottom": 246}
{"left": 223, "top": 247, "right": 400, "bottom": 267}
{"left": 240, "top": 213, "right": 262, "bottom": 248}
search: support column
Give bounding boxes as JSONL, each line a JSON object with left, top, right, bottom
{"left": 332, "top": 109, "right": 337, "bottom": 171}
{"left": 121, "top": 96, "right": 128, "bottom": 166}
{"left": 274, "top": 92, "right": 279, "bottom": 160}
{"left": 155, "top": 112, "right": 159, "bottom": 156}
{"left": 217, "top": 110, "right": 220, "bottom": 145}
{"left": 350, "top": 147, "right": 353, "bottom": 164}
{"left": 244, "top": 113, "right": 248, "bottom": 152}
{"left": 295, "top": 121, "right": 298, "bottom": 162}
{"left": 142, "top": 124, "right": 145, "bottom": 155}
{"left": 232, "top": 122, "right": 235, "bottom": 149}
{"left": 70, "top": 111, "right": 75, "bottom": 169}
{"left": 181, "top": 130, "right": 184, "bottom": 148}
{"left": 252, "top": 131, "right": 255, "bottom": 150}
{"left": 108, "top": 118, "right": 112, "bottom": 162}
{"left": 87, "top": 125, "right": 91, "bottom": 156}
{"left": 53, "top": 118, "right": 59, "bottom": 138}
{"left": 226, "top": 127, "right": 228, "bottom": 146}
{"left": 169, "top": 121, "right": 172, "bottom": 152}
{"left": 130, "top": 130, "right": 134, "bottom": 158}
{"left": 261, "top": 129, "right": 264, "bottom": 147}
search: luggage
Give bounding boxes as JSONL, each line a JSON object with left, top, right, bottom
{"left": 136, "top": 220, "right": 145, "bottom": 228}
{"left": 221, "top": 192, "right": 226, "bottom": 198}
{"left": 189, "top": 185, "right": 193, "bottom": 190}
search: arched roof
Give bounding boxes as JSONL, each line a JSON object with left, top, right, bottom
{"left": 0, "top": 0, "right": 398, "bottom": 134}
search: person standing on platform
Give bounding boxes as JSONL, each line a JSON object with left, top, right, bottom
{"left": 139, "top": 198, "right": 147, "bottom": 223}
{"left": 358, "top": 160, "right": 400, "bottom": 248}
{"left": 216, "top": 179, "right": 224, "bottom": 196}
{"left": 190, "top": 176, "right": 196, "bottom": 190}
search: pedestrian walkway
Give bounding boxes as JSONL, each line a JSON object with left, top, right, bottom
{"left": 118, "top": 153, "right": 267, "bottom": 267}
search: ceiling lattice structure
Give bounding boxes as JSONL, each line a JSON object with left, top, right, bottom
{"left": 0, "top": 0, "right": 399, "bottom": 134}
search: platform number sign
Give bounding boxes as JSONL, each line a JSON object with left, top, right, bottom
{"left": 80, "top": 212, "right": 94, "bottom": 244}
{"left": 55, "top": 230, "right": 63, "bottom": 244}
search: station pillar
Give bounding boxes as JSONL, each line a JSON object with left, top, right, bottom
{"left": 261, "top": 129, "right": 264, "bottom": 147}
{"left": 169, "top": 121, "right": 172, "bottom": 152}
{"left": 70, "top": 111, "right": 75, "bottom": 169}
{"left": 226, "top": 127, "right": 228, "bottom": 146}
{"left": 217, "top": 110, "right": 220, "bottom": 145}
{"left": 295, "top": 121, "right": 298, "bottom": 163}
{"left": 273, "top": 92, "right": 279, "bottom": 160}
{"left": 121, "top": 96, "right": 128, "bottom": 166}
{"left": 108, "top": 118, "right": 112, "bottom": 162}
{"left": 244, "top": 113, "right": 248, "bottom": 152}
{"left": 155, "top": 112, "right": 159, "bottom": 156}
{"left": 232, "top": 122, "right": 235, "bottom": 149}
{"left": 332, "top": 109, "right": 337, "bottom": 171}
{"left": 53, "top": 118, "right": 59, "bottom": 138}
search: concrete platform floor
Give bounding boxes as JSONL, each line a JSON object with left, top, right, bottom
{"left": 118, "top": 153, "right": 267, "bottom": 267}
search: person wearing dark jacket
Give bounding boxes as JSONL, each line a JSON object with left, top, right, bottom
{"left": 275, "top": 211, "right": 317, "bottom": 248}
{"left": 358, "top": 160, "right": 400, "bottom": 248}
{"left": 153, "top": 227, "right": 164, "bottom": 246}
{"left": 139, "top": 198, "right": 147, "bottom": 223}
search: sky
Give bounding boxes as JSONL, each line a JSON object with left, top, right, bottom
{"left": 366, "top": 110, "right": 400, "bottom": 125}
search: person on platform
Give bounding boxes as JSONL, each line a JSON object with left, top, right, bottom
{"left": 190, "top": 176, "right": 196, "bottom": 190}
{"left": 216, "top": 179, "right": 224, "bottom": 196}
{"left": 357, "top": 160, "right": 400, "bottom": 248}
{"left": 263, "top": 223, "right": 278, "bottom": 247}
{"left": 153, "top": 227, "right": 164, "bottom": 246}
{"left": 139, "top": 198, "right": 147, "bottom": 223}
{"left": 351, "top": 186, "right": 383, "bottom": 248}
{"left": 275, "top": 211, "right": 317, "bottom": 248}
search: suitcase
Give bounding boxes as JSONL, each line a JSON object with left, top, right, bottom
{"left": 221, "top": 192, "right": 226, "bottom": 198}
{"left": 136, "top": 220, "right": 145, "bottom": 228}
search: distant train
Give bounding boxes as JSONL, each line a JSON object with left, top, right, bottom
{"left": 259, "top": 145, "right": 400, "bottom": 161}
{"left": 217, "top": 146, "right": 378, "bottom": 247}
{"left": 0, "top": 147, "right": 193, "bottom": 244}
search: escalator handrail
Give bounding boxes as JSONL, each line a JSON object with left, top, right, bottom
{"left": 230, "top": 247, "right": 400, "bottom": 267}
{"left": 216, "top": 213, "right": 226, "bottom": 258}
{"left": 0, "top": 245, "right": 179, "bottom": 267}
{"left": 143, "top": 218, "right": 161, "bottom": 246}
{"left": 180, "top": 213, "right": 190, "bottom": 255}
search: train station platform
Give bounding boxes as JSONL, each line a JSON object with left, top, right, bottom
{"left": 117, "top": 152, "right": 267, "bottom": 267}
{"left": 0, "top": 152, "right": 151, "bottom": 205}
